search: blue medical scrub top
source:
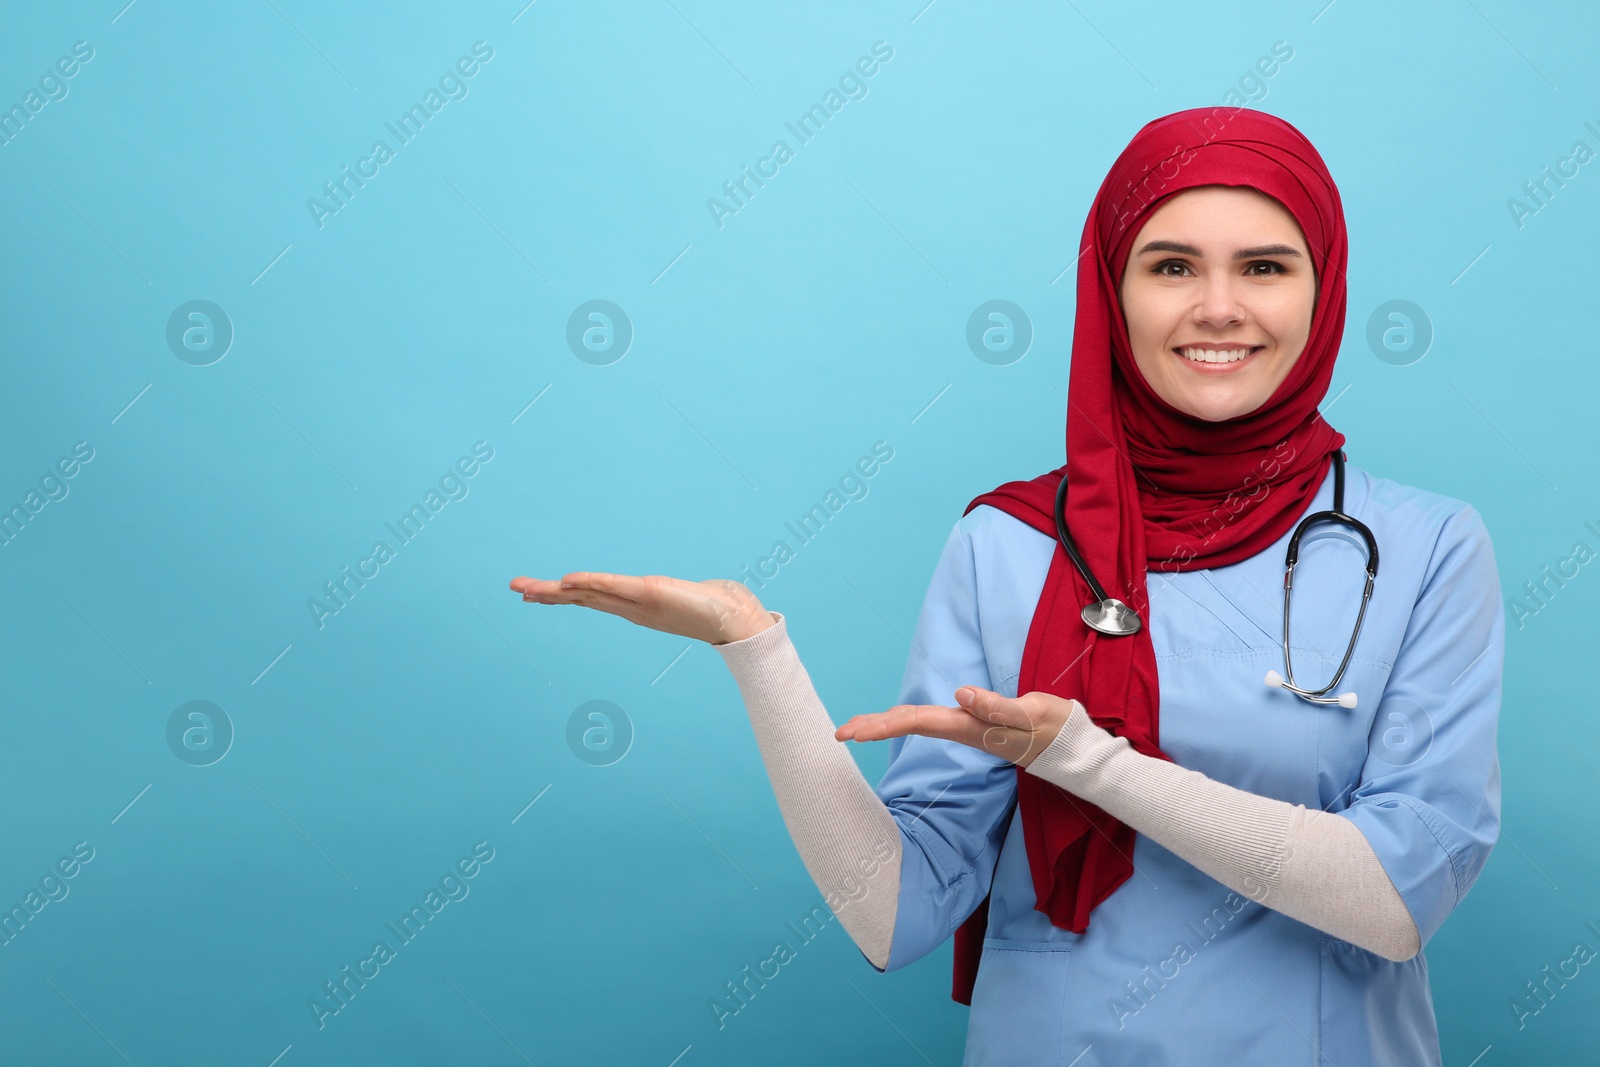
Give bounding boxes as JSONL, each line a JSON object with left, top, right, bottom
{"left": 865, "top": 463, "right": 1504, "bottom": 1066}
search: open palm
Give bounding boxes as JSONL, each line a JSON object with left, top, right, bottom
{"left": 508, "top": 571, "right": 775, "bottom": 646}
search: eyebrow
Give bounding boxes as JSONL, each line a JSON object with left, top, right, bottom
{"left": 1134, "top": 240, "right": 1304, "bottom": 260}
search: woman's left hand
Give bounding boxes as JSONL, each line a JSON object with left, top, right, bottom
{"left": 834, "top": 686, "right": 1083, "bottom": 768}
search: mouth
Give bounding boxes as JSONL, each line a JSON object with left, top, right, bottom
{"left": 1173, "top": 344, "right": 1263, "bottom": 373}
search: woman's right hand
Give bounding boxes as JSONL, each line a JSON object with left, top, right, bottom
{"left": 508, "top": 572, "right": 776, "bottom": 646}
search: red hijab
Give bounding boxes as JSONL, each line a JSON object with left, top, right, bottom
{"left": 949, "top": 107, "right": 1348, "bottom": 1005}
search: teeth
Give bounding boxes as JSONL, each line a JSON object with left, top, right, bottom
{"left": 1178, "top": 346, "right": 1254, "bottom": 364}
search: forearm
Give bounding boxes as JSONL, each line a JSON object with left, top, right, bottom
{"left": 1024, "top": 704, "right": 1421, "bottom": 962}
{"left": 713, "top": 611, "right": 901, "bottom": 969}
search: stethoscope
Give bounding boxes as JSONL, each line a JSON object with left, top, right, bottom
{"left": 1052, "top": 448, "right": 1379, "bottom": 709}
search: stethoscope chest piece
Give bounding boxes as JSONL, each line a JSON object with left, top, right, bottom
{"left": 1054, "top": 475, "right": 1147, "bottom": 638}
{"left": 1081, "top": 598, "right": 1141, "bottom": 636}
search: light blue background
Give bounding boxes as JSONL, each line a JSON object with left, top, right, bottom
{"left": 1, "top": 1, "right": 1595, "bottom": 1063}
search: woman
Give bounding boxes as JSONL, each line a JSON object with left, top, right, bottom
{"left": 510, "top": 108, "right": 1503, "bottom": 1065}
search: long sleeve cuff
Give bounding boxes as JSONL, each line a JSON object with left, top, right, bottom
{"left": 1024, "top": 704, "right": 1422, "bottom": 962}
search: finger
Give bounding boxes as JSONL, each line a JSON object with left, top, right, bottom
{"left": 511, "top": 576, "right": 564, "bottom": 600}
{"left": 510, "top": 575, "right": 627, "bottom": 600}
{"left": 555, "top": 572, "right": 651, "bottom": 603}
{"left": 955, "top": 686, "right": 1035, "bottom": 730}
{"left": 522, "top": 584, "right": 644, "bottom": 620}
{"left": 835, "top": 704, "right": 990, "bottom": 748}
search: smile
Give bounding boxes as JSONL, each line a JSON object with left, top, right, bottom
{"left": 1175, "top": 345, "right": 1262, "bottom": 370}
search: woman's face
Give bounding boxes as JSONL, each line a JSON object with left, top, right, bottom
{"left": 1117, "top": 185, "right": 1317, "bottom": 423}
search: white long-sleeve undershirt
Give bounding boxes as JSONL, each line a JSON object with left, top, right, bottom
{"left": 713, "top": 610, "right": 1421, "bottom": 970}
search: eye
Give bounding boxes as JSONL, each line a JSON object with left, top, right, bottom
{"left": 1152, "top": 259, "right": 1192, "bottom": 278}
{"left": 1245, "top": 260, "right": 1287, "bottom": 276}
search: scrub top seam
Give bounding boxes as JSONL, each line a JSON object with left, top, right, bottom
{"left": 1153, "top": 647, "right": 1393, "bottom": 670}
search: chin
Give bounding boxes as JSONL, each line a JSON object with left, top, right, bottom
{"left": 1175, "top": 393, "right": 1260, "bottom": 422}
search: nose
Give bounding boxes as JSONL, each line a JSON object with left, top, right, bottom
{"left": 1192, "top": 271, "right": 1245, "bottom": 328}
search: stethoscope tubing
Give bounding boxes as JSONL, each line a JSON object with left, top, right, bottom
{"left": 1053, "top": 448, "right": 1379, "bottom": 707}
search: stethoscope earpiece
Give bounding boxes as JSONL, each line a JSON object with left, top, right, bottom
{"left": 1264, "top": 669, "right": 1357, "bottom": 708}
